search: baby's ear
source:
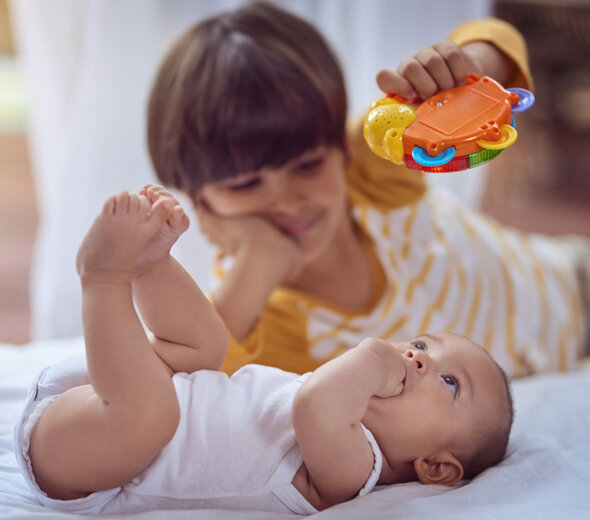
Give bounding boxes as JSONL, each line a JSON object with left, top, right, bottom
{"left": 413, "top": 452, "right": 464, "bottom": 486}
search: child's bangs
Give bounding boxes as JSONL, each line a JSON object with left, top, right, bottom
{"left": 226, "top": 77, "right": 335, "bottom": 174}
{"left": 194, "top": 38, "right": 346, "bottom": 183}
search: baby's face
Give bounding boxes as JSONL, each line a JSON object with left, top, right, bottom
{"left": 362, "top": 332, "right": 509, "bottom": 468}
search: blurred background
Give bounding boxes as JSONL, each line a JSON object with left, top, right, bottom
{"left": 0, "top": 0, "right": 588, "bottom": 345}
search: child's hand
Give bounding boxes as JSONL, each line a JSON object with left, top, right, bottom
{"left": 195, "top": 203, "right": 305, "bottom": 284}
{"left": 376, "top": 40, "right": 485, "bottom": 102}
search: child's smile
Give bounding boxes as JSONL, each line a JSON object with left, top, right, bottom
{"left": 199, "top": 147, "right": 351, "bottom": 263}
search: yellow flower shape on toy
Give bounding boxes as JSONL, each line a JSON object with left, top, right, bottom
{"left": 363, "top": 98, "right": 416, "bottom": 165}
{"left": 477, "top": 124, "right": 518, "bottom": 150}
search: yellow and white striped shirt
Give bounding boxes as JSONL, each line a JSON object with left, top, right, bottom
{"left": 218, "top": 18, "right": 587, "bottom": 378}
{"left": 220, "top": 186, "right": 586, "bottom": 379}
{"left": 330, "top": 189, "right": 584, "bottom": 377}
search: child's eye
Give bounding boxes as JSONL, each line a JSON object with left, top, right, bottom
{"left": 227, "top": 178, "right": 261, "bottom": 191}
{"left": 294, "top": 157, "right": 323, "bottom": 174}
{"left": 411, "top": 341, "right": 427, "bottom": 351}
{"left": 442, "top": 376, "right": 458, "bottom": 397}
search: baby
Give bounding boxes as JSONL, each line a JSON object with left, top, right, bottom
{"left": 15, "top": 186, "right": 513, "bottom": 515}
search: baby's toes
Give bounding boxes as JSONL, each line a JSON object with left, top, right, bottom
{"left": 127, "top": 193, "right": 144, "bottom": 214}
{"left": 149, "top": 196, "right": 175, "bottom": 224}
{"left": 112, "top": 190, "right": 130, "bottom": 215}
{"left": 168, "top": 206, "right": 190, "bottom": 234}
{"left": 144, "top": 184, "right": 169, "bottom": 204}
{"left": 138, "top": 194, "right": 151, "bottom": 216}
{"left": 102, "top": 195, "right": 118, "bottom": 216}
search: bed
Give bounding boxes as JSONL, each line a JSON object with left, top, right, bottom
{"left": 1, "top": 337, "right": 589, "bottom": 519}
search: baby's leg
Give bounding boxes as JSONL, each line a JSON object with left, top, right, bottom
{"left": 29, "top": 382, "right": 179, "bottom": 500}
{"left": 30, "top": 191, "right": 181, "bottom": 499}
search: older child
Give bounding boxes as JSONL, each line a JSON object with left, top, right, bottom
{"left": 16, "top": 186, "right": 513, "bottom": 515}
{"left": 147, "top": 2, "right": 589, "bottom": 379}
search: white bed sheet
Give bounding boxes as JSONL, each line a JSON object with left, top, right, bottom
{"left": 1, "top": 338, "right": 589, "bottom": 520}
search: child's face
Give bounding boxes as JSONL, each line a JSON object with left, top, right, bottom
{"left": 197, "top": 147, "right": 349, "bottom": 262}
{"left": 363, "top": 332, "right": 508, "bottom": 468}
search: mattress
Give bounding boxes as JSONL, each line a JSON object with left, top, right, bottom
{"left": 1, "top": 337, "right": 589, "bottom": 519}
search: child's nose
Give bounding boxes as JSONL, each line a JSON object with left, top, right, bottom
{"left": 269, "top": 173, "right": 304, "bottom": 212}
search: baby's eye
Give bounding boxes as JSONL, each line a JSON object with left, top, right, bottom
{"left": 442, "top": 376, "right": 458, "bottom": 397}
{"left": 411, "top": 341, "right": 426, "bottom": 351}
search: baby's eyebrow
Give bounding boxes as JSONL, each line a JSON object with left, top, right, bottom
{"left": 457, "top": 364, "right": 474, "bottom": 403}
{"left": 422, "top": 333, "right": 475, "bottom": 402}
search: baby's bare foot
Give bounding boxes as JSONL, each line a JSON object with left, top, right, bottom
{"left": 76, "top": 190, "right": 175, "bottom": 283}
{"left": 135, "top": 184, "right": 190, "bottom": 270}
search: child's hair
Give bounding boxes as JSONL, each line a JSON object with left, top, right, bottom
{"left": 461, "top": 362, "right": 514, "bottom": 479}
{"left": 147, "top": 1, "right": 348, "bottom": 196}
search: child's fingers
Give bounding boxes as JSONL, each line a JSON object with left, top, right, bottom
{"left": 397, "top": 56, "right": 438, "bottom": 100}
{"left": 432, "top": 40, "right": 469, "bottom": 86}
{"left": 414, "top": 46, "right": 455, "bottom": 92}
{"left": 375, "top": 69, "right": 417, "bottom": 100}
{"left": 378, "top": 41, "right": 480, "bottom": 102}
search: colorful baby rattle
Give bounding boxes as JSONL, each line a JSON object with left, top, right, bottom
{"left": 363, "top": 73, "right": 534, "bottom": 172}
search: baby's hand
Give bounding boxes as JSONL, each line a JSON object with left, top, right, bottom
{"left": 376, "top": 40, "right": 485, "bottom": 102}
{"left": 359, "top": 338, "right": 406, "bottom": 398}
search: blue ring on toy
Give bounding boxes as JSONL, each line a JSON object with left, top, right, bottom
{"left": 508, "top": 88, "right": 535, "bottom": 113}
{"left": 412, "top": 146, "right": 456, "bottom": 167}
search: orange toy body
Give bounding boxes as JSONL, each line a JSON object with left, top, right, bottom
{"left": 402, "top": 74, "right": 520, "bottom": 157}
{"left": 363, "top": 73, "right": 534, "bottom": 172}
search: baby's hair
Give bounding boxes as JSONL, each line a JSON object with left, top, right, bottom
{"left": 147, "top": 1, "right": 348, "bottom": 195}
{"left": 461, "top": 361, "right": 514, "bottom": 479}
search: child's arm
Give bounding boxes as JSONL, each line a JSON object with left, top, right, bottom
{"left": 376, "top": 40, "right": 512, "bottom": 101}
{"left": 376, "top": 19, "right": 531, "bottom": 101}
{"left": 291, "top": 338, "right": 405, "bottom": 509}
{"left": 196, "top": 203, "right": 304, "bottom": 342}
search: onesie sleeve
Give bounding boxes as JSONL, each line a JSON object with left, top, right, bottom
{"left": 357, "top": 425, "right": 384, "bottom": 497}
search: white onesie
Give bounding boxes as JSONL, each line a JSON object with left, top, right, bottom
{"left": 14, "top": 353, "right": 383, "bottom": 515}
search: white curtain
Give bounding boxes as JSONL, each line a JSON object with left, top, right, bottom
{"left": 9, "top": 0, "right": 490, "bottom": 340}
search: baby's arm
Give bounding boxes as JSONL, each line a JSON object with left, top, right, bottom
{"left": 291, "top": 338, "right": 405, "bottom": 509}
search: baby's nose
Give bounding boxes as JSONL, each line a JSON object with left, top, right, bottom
{"left": 404, "top": 349, "right": 427, "bottom": 372}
